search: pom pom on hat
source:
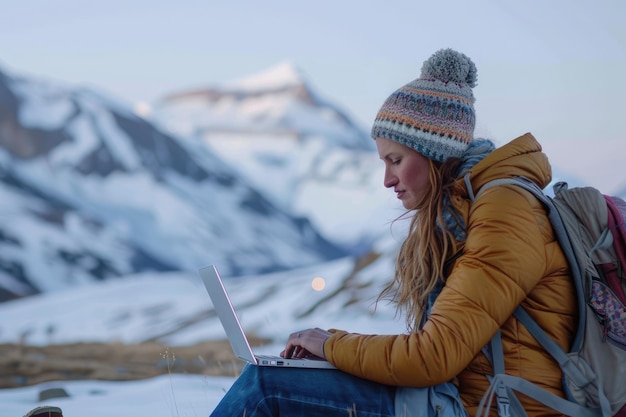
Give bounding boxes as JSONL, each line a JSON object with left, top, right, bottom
{"left": 371, "top": 48, "right": 478, "bottom": 162}
{"left": 421, "top": 48, "right": 477, "bottom": 87}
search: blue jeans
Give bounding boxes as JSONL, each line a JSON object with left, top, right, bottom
{"left": 210, "top": 364, "right": 396, "bottom": 416}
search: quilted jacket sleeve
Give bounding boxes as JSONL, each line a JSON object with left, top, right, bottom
{"left": 324, "top": 185, "right": 549, "bottom": 386}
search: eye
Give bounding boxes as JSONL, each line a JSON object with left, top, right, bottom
{"left": 391, "top": 158, "right": 401, "bottom": 165}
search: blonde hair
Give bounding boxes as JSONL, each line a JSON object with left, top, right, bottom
{"left": 380, "top": 157, "right": 462, "bottom": 331}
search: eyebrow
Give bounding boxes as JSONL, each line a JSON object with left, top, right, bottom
{"left": 380, "top": 152, "right": 400, "bottom": 161}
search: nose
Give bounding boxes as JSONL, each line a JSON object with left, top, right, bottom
{"left": 383, "top": 167, "right": 397, "bottom": 189}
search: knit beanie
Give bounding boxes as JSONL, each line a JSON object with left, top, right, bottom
{"left": 371, "top": 48, "right": 478, "bottom": 162}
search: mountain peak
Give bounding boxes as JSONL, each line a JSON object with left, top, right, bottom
{"left": 159, "top": 61, "right": 311, "bottom": 104}
{"left": 225, "top": 61, "right": 306, "bottom": 92}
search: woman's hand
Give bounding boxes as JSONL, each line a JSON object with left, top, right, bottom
{"left": 280, "top": 327, "right": 331, "bottom": 359}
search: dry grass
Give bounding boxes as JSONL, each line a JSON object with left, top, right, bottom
{"left": 0, "top": 337, "right": 269, "bottom": 389}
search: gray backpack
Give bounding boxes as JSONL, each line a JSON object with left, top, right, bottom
{"left": 467, "top": 176, "right": 626, "bottom": 417}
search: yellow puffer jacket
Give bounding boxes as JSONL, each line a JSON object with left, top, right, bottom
{"left": 324, "top": 133, "right": 577, "bottom": 417}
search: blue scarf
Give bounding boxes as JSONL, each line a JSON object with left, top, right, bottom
{"left": 439, "top": 138, "right": 495, "bottom": 243}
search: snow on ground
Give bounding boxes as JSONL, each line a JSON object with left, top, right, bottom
{"left": 0, "top": 257, "right": 406, "bottom": 416}
{"left": 0, "top": 373, "right": 234, "bottom": 417}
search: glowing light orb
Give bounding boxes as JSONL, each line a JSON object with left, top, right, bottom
{"left": 311, "top": 277, "right": 326, "bottom": 291}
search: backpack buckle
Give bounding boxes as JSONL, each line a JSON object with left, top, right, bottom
{"left": 496, "top": 384, "right": 511, "bottom": 417}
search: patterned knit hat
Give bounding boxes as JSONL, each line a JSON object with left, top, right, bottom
{"left": 371, "top": 48, "right": 478, "bottom": 162}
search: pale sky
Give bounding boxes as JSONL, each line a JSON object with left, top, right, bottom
{"left": 1, "top": 0, "right": 625, "bottom": 191}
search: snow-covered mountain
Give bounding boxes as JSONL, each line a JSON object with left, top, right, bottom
{"left": 152, "top": 61, "right": 373, "bottom": 152}
{"left": 0, "top": 65, "right": 356, "bottom": 302}
{"left": 150, "top": 62, "right": 399, "bottom": 248}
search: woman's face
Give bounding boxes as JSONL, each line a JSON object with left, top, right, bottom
{"left": 376, "top": 137, "right": 431, "bottom": 210}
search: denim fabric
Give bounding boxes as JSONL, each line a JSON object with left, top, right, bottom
{"left": 210, "top": 364, "right": 396, "bottom": 416}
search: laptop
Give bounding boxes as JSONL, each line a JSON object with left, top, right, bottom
{"left": 199, "top": 265, "right": 336, "bottom": 369}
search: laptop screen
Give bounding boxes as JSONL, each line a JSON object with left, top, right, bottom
{"left": 199, "top": 265, "right": 258, "bottom": 364}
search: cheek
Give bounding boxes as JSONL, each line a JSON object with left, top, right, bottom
{"left": 404, "top": 165, "right": 430, "bottom": 196}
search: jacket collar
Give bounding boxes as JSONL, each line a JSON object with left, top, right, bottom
{"left": 453, "top": 132, "right": 552, "bottom": 200}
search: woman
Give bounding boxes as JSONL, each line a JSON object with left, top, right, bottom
{"left": 210, "top": 48, "right": 576, "bottom": 417}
